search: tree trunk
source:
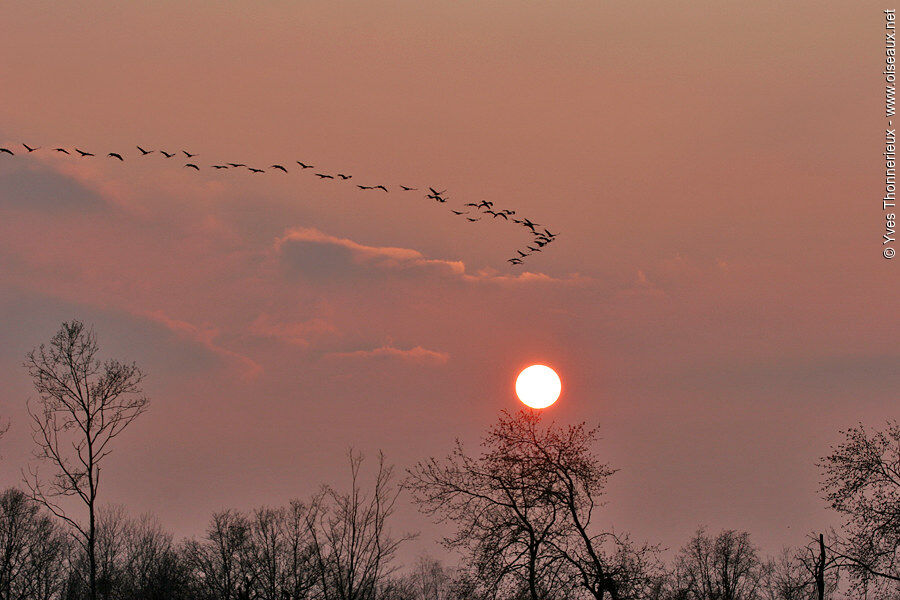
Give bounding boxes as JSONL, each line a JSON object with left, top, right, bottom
{"left": 816, "top": 533, "right": 826, "bottom": 600}
{"left": 89, "top": 501, "right": 97, "bottom": 600}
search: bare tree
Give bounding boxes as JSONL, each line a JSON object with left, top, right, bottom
{"left": 819, "top": 421, "right": 900, "bottom": 598}
{"left": 671, "top": 528, "right": 764, "bottom": 600}
{"left": 185, "top": 509, "right": 254, "bottom": 600}
{"left": 276, "top": 500, "right": 320, "bottom": 600}
{"left": 306, "top": 449, "right": 412, "bottom": 600}
{"left": 0, "top": 488, "right": 71, "bottom": 600}
{"left": 408, "top": 554, "right": 455, "bottom": 600}
{"left": 407, "top": 410, "right": 656, "bottom": 600}
{"left": 22, "top": 320, "right": 149, "bottom": 600}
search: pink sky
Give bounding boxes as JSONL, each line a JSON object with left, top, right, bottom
{"left": 0, "top": 1, "right": 894, "bottom": 564}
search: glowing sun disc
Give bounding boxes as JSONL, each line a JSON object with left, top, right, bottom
{"left": 515, "top": 365, "right": 561, "bottom": 409}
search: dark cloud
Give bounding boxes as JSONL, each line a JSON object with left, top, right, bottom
{"left": 0, "top": 161, "right": 108, "bottom": 212}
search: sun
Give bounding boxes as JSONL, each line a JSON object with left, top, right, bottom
{"left": 515, "top": 365, "right": 561, "bottom": 409}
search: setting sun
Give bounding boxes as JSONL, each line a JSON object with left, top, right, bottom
{"left": 515, "top": 365, "right": 561, "bottom": 409}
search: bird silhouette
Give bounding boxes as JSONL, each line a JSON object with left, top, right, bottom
{"left": 515, "top": 218, "right": 539, "bottom": 231}
{"left": 54, "top": 148, "right": 70, "bottom": 154}
{"left": 184, "top": 163, "right": 200, "bottom": 170}
{"left": 227, "top": 163, "right": 246, "bottom": 168}
{"left": 22, "top": 143, "right": 40, "bottom": 152}
{"left": 108, "top": 152, "right": 124, "bottom": 161}
{"left": 466, "top": 217, "right": 481, "bottom": 222}
{"left": 542, "top": 228, "right": 557, "bottom": 238}
{"left": 137, "top": 145, "right": 153, "bottom": 155}
{"left": 315, "top": 173, "right": 334, "bottom": 179}
{"left": 248, "top": 167, "right": 265, "bottom": 173}
{"left": 527, "top": 246, "right": 542, "bottom": 252}
{"left": 296, "top": 162, "right": 314, "bottom": 169}
{"left": 451, "top": 210, "right": 468, "bottom": 215}
{"left": 358, "top": 185, "right": 373, "bottom": 190}
{"left": 0, "top": 148, "right": 14, "bottom": 155}
{"left": 212, "top": 165, "right": 229, "bottom": 169}
{"left": 508, "top": 258, "right": 523, "bottom": 264}
{"left": 337, "top": 173, "right": 351, "bottom": 180}
{"left": 183, "top": 150, "right": 197, "bottom": 158}
{"left": 464, "top": 202, "right": 479, "bottom": 208}
{"left": 400, "top": 185, "right": 417, "bottom": 191}
{"left": 75, "top": 148, "right": 94, "bottom": 157}
{"left": 271, "top": 164, "right": 288, "bottom": 173}
{"left": 502, "top": 209, "right": 515, "bottom": 215}
{"left": 492, "top": 212, "right": 509, "bottom": 220}
{"left": 517, "top": 250, "right": 529, "bottom": 258}
{"left": 374, "top": 185, "right": 388, "bottom": 192}
{"left": 160, "top": 150, "right": 176, "bottom": 158}
{"left": 477, "top": 200, "right": 493, "bottom": 209}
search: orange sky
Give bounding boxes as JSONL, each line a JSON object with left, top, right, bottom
{"left": 0, "top": 1, "right": 894, "bottom": 562}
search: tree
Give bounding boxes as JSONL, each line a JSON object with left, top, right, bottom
{"left": 671, "top": 528, "right": 764, "bottom": 600}
{"left": 0, "top": 488, "right": 70, "bottom": 600}
{"left": 306, "top": 450, "right": 412, "bottom": 600}
{"left": 407, "top": 409, "right": 657, "bottom": 600}
{"left": 23, "top": 320, "right": 149, "bottom": 600}
{"left": 819, "top": 421, "right": 900, "bottom": 598}
{"left": 185, "top": 509, "right": 254, "bottom": 600}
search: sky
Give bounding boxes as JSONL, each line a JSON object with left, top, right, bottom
{"left": 0, "top": 1, "right": 895, "bottom": 565}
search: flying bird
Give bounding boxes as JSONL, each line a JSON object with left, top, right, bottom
{"left": 22, "top": 143, "right": 39, "bottom": 152}
{"left": 136, "top": 145, "right": 153, "bottom": 155}
{"left": 491, "top": 212, "right": 509, "bottom": 220}
{"left": 477, "top": 200, "right": 493, "bottom": 209}
{"left": 400, "top": 185, "right": 417, "bottom": 191}
{"left": 517, "top": 250, "right": 530, "bottom": 258}
{"left": 542, "top": 228, "right": 557, "bottom": 238}
{"left": 212, "top": 165, "right": 229, "bottom": 169}
{"left": 374, "top": 185, "right": 388, "bottom": 192}
{"left": 337, "top": 173, "right": 351, "bottom": 180}
{"left": 0, "top": 148, "right": 13, "bottom": 155}
{"left": 515, "top": 218, "right": 539, "bottom": 231}
{"left": 451, "top": 210, "right": 468, "bottom": 215}
{"left": 508, "top": 258, "right": 523, "bottom": 264}
{"left": 75, "top": 148, "right": 94, "bottom": 157}
{"left": 315, "top": 173, "right": 334, "bottom": 179}
{"left": 184, "top": 163, "right": 200, "bottom": 170}
{"left": 183, "top": 150, "right": 197, "bottom": 158}
{"left": 271, "top": 164, "right": 288, "bottom": 173}
{"left": 248, "top": 167, "right": 265, "bottom": 173}
{"left": 54, "top": 148, "right": 70, "bottom": 154}
{"left": 296, "top": 162, "right": 314, "bottom": 169}
{"left": 466, "top": 217, "right": 481, "bottom": 222}
{"left": 108, "top": 152, "right": 124, "bottom": 161}
{"left": 227, "top": 163, "right": 246, "bottom": 168}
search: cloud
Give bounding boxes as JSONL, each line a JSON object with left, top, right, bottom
{"left": 273, "top": 226, "right": 588, "bottom": 286}
{"left": 144, "top": 310, "right": 262, "bottom": 379}
{"left": 326, "top": 344, "right": 450, "bottom": 365}
{"left": 274, "top": 227, "right": 465, "bottom": 280}
{"left": 247, "top": 313, "right": 336, "bottom": 347}
{"left": 0, "top": 160, "right": 108, "bottom": 212}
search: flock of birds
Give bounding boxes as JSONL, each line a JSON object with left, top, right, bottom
{"left": 1, "top": 142, "right": 559, "bottom": 265}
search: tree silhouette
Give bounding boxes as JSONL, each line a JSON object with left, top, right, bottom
{"left": 407, "top": 409, "right": 658, "bottom": 600}
{"left": 819, "top": 421, "right": 900, "bottom": 597}
{"left": 22, "top": 320, "right": 149, "bottom": 600}
{"left": 306, "top": 450, "right": 413, "bottom": 600}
